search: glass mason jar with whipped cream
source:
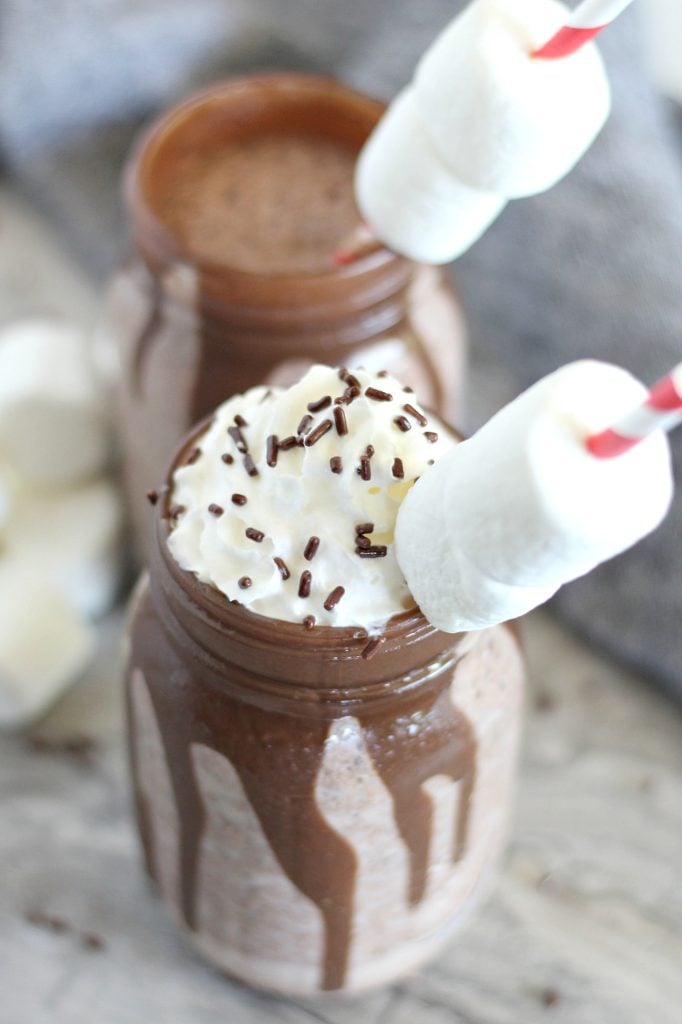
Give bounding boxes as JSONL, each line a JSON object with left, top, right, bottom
{"left": 106, "top": 73, "right": 467, "bottom": 558}
{"left": 124, "top": 366, "right": 523, "bottom": 996}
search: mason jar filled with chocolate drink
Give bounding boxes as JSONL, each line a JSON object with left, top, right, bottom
{"left": 125, "top": 365, "right": 523, "bottom": 996}
{"left": 107, "top": 74, "right": 467, "bottom": 556}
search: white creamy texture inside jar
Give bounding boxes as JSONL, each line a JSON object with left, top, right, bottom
{"left": 168, "top": 364, "right": 457, "bottom": 628}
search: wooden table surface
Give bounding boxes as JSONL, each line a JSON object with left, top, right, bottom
{"left": 1, "top": 184, "right": 681, "bottom": 1024}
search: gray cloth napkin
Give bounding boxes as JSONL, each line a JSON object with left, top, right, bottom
{"left": 1, "top": 1, "right": 680, "bottom": 695}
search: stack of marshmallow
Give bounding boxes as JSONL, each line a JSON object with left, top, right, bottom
{"left": 356, "top": 0, "right": 611, "bottom": 263}
{"left": 0, "top": 319, "right": 122, "bottom": 728}
{"left": 396, "top": 361, "right": 674, "bottom": 632}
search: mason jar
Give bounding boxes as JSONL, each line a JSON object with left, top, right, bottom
{"left": 106, "top": 73, "right": 467, "bottom": 557}
{"left": 124, "top": 431, "right": 524, "bottom": 997}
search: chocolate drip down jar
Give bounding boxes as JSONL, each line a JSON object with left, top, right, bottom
{"left": 124, "top": 368, "right": 524, "bottom": 996}
{"left": 108, "top": 74, "right": 467, "bottom": 556}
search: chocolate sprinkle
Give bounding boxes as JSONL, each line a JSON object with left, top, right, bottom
{"left": 186, "top": 446, "right": 202, "bottom": 465}
{"left": 355, "top": 535, "right": 371, "bottom": 550}
{"left": 305, "top": 419, "right": 333, "bottom": 446}
{"left": 228, "top": 425, "right": 248, "bottom": 452}
{"left": 377, "top": 369, "right": 389, "bottom": 377}
{"left": 243, "top": 453, "right": 259, "bottom": 477}
{"left": 335, "top": 385, "right": 361, "bottom": 405}
{"left": 307, "top": 395, "right": 332, "bottom": 412}
{"left": 403, "top": 403, "right": 427, "bottom": 427}
{"left": 357, "top": 545, "right": 388, "bottom": 558}
{"left": 403, "top": 386, "right": 414, "bottom": 393}
{"left": 238, "top": 576, "right": 252, "bottom": 589}
{"left": 358, "top": 455, "right": 372, "bottom": 481}
{"left": 333, "top": 406, "right": 348, "bottom": 436}
{"left": 356, "top": 522, "right": 374, "bottom": 535}
{"left": 208, "top": 503, "right": 224, "bottom": 517}
{"left": 146, "top": 489, "right": 159, "bottom": 506}
{"left": 279, "top": 435, "right": 298, "bottom": 451}
{"left": 297, "top": 414, "right": 314, "bottom": 436}
{"left": 365, "top": 386, "right": 393, "bottom": 402}
{"left": 339, "top": 369, "right": 361, "bottom": 390}
{"left": 330, "top": 456, "right": 343, "bottom": 474}
{"left": 274, "top": 556, "right": 291, "bottom": 580}
{"left": 221, "top": 453, "right": 234, "bottom": 465}
{"left": 245, "top": 527, "right": 264, "bottom": 543}
{"left": 304, "top": 536, "right": 320, "bottom": 561}
{"left": 298, "top": 570, "right": 312, "bottom": 598}
{"left": 362, "top": 635, "right": 386, "bottom": 660}
{"left": 234, "top": 414, "right": 248, "bottom": 428}
{"left": 266, "top": 434, "right": 279, "bottom": 468}
{"left": 392, "top": 458, "right": 404, "bottom": 479}
{"left": 424, "top": 431, "right": 439, "bottom": 443}
{"left": 231, "top": 493, "right": 247, "bottom": 506}
{"left": 365, "top": 444, "right": 375, "bottom": 458}
{"left": 303, "top": 615, "right": 316, "bottom": 630}
{"left": 324, "top": 586, "right": 345, "bottom": 611}
{"left": 168, "top": 504, "right": 185, "bottom": 519}
{"left": 394, "top": 415, "right": 412, "bottom": 432}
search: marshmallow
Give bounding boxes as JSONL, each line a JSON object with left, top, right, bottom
{"left": 355, "top": 0, "right": 610, "bottom": 262}
{"left": 395, "top": 361, "right": 674, "bottom": 633}
{"left": 0, "top": 565, "right": 95, "bottom": 729}
{"left": 0, "top": 319, "right": 110, "bottom": 486}
{"left": 355, "top": 88, "right": 506, "bottom": 264}
{"left": 413, "top": 0, "right": 611, "bottom": 197}
{"left": 6, "top": 478, "right": 124, "bottom": 619}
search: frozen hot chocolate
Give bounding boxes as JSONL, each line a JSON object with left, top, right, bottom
{"left": 155, "top": 135, "right": 359, "bottom": 275}
{"left": 125, "top": 365, "right": 524, "bottom": 995}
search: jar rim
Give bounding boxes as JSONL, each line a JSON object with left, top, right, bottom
{"left": 124, "top": 72, "right": 403, "bottom": 288}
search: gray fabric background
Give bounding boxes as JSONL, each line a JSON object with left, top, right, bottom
{"left": 1, "top": 1, "right": 680, "bottom": 695}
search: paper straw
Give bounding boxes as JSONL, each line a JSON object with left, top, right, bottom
{"left": 533, "top": 0, "right": 635, "bottom": 59}
{"left": 586, "top": 363, "right": 682, "bottom": 458}
{"left": 332, "top": 223, "right": 383, "bottom": 266}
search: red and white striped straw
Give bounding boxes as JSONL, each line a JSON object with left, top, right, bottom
{"left": 586, "top": 363, "right": 682, "bottom": 459}
{"left": 533, "top": 0, "right": 635, "bottom": 60}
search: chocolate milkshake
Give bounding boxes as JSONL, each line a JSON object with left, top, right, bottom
{"left": 106, "top": 74, "right": 467, "bottom": 557}
{"left": 125, "top": 365, "right": 524, "bottom": 995}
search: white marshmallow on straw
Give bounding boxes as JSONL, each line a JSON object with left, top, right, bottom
{"left": 353, "top": 0, "right": 618, "bottom": 264}
{"left": 395, "top": 361, "right": 674, "bottom": 633}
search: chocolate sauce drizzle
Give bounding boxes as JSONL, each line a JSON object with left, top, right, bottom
{"left": 128, "top": 583, "right": 478, "bottom": 992}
